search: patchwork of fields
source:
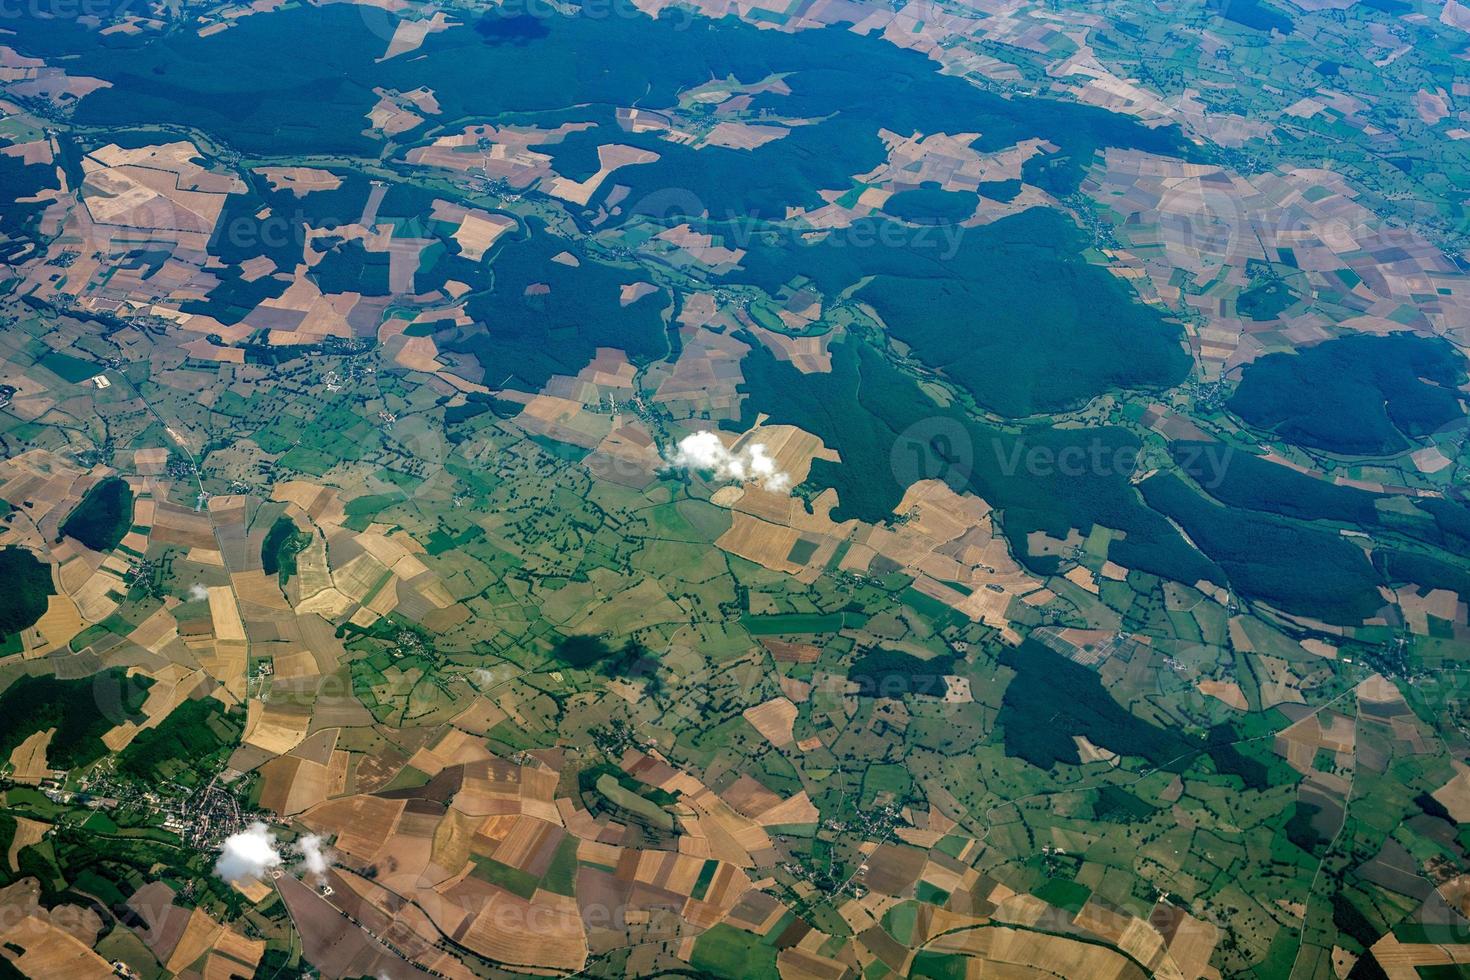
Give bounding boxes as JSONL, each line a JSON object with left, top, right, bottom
{"left": 0, "top": 0, "right": 1468, "bottom": 977}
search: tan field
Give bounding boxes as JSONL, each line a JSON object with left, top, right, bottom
{"left": 7, "top": 730, "right": 54, "bottom": 785}
{"left": 544, "top": 144, "right": 660, "bottom": 206}
{"left": 741, "top": 696, "right": 798, "bottom": 748}
{"left": 0, "top": 915, "right": 113, "bottom": 979}
{"left": 6, "top": 818, "right": 49, "bottom": 873}
{"left": 242, "top": 701, "right": 312, "bottom": 756}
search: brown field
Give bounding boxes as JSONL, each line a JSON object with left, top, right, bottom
{"left": 751, "top": 791, "right": 820, "bottom": 828}
{"left": 1197, "top": 679, "right": 1248, "bottom": 711}
{"left": 545, "top": 144, "right": 659, "bottom": 206}
{"left": 163, "top": 907, "right": 227, "bottom": 974}
{"left": 378, "top": 12, "right": 454, "bottom": 59}
{"left": 6, "top": 818, "right": 48, "bottom": 873}
{"left": 102, "top": 664, "right": 206, "bottom": 752}
{"left": 152, "top": 501, "right": 218, "bottom": 551}
{"left": 451, "top": 884, "right": 588, "bottom": 972}
{"left": 717, "top": 511, "right": 808, "bottom": 576}
{"left": 254, "top": 166, "right": 342, "bottom": 195}
{"left": 302, "top": 795, "right": 407, "bottom": 862}
{"left": 6, "top": 730, "right": 53, "bottom": 785}
{"left": 26, "top": 594, "right": 84, "bottom": 657}
{"left": 276, "top": 873, "right": 438, "bottom": 980}
{"left": 747, "top": 323, "right": 833, "bottom": 374}
{"left": 68, "top": 562, "right": 127, "bottom": 623}
{"left": 80, "top": 142, "right": 243, "bottom": 249}
{"left": 777, "top": 947, "right": 851, "bottom": 980}
{"left": 927, "top": 923, "right": 1145, "bottom": 980}
{"left": 1432, "top": 763, "right": 1470, "bottom": 822}
{"left": 1275, "top": 709, "right": 1355, "bottom": 774}
{"left": 405, "top": 122, "right": 593, "bottom": 188}
{"left": 434, "top": 202, "right": 516, "bottom": 262}
{"left": 258, "top": 755, "right": 334, "bottom": 816}
{"left": 742, "top": 697, "right": 798, "bottom": 748}
{"left": 242, "top": 701, "right": 312, "bottom": 756}
{"left": 1370, "top": 933, "right": 1470, "bottom": 978}
{"left": 0, "top": 915, "right": 113, "bottom": 979}
{"left": 841, "top": 480, "right": 1048, "bottom": 641}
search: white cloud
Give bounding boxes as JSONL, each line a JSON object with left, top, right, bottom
{"left": 294, "top": 834, "right": 333, "bottom": 882}
{"left": 187, "top": 584, "right": 209, "bottom": 601}
{"left": 666, "top": 431, "right": 790, "bottom": 492}
{"left": 215, "top": 822, "right": 282, "bottom": 884}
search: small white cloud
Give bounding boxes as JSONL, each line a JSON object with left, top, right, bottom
{"left": 187, "top": 584, "right": 209, "bottom": 601}
{"left": 666, "top": 431, "right": 790, "bottom": 492}
{"left": 215, "top": 822, "right": 282, "bottom": 884}
{"left": 294, "top": 834, "right": 333, "bottom": 882}
{"left": 743, "top": 443, "right": 791, "bottom": 493}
